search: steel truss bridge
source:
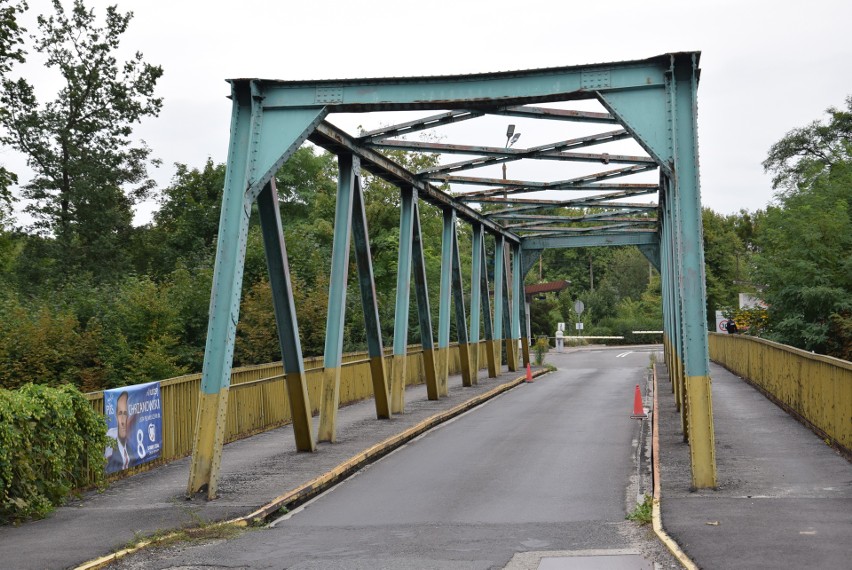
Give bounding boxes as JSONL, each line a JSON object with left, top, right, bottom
{"left": 187, "top": 52, "right": 717, "bottom": 498}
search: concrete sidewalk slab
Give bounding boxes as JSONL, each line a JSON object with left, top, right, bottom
{"left": 657, "top": 361, "right": 852, "bottom": 569}
{"left": 0, "top": 365, "right": 542, "bottom": 570}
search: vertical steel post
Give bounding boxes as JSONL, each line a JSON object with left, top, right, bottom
{"left": 502, "top": 247, "right": 517, "bottom": 371}
{"left": 437, "top": 208, "right": 453, "bottom": 396}
{"left": 318, "top": 154, "right": 357, "bottom": 442}
{"left": 187, "top": 84, "right": 255, "bottom": 499}
{"left": 257, "top": 181, "right": 316, "bottom": 452}
{"left": 186, "top": 82, "right": 326, "bottom": 498}
{"left": 671, "top": 54, "right": 716, "bottom": 489}
{"left": 479, "top": 231, "right": 498, "bottom": 378}
{"left": 412, "top": 202, "right": 439, "bottom": 399}
{"left": 450, "top": 214, "right": 473, "bottom": 386}
{"left": 391, "top": 186, "right": 415, "bottom": 412}
{"left": 469, "top": 223, "right": 483, "bottom": 383}
{"left": 513, "top": 243, "right": 530, "bottom": 366}
{"left": 351, "top": 172, "right": 392, "bottom": 421}
{"left": 493, "top": 235, "right": 505, "bottom": 368}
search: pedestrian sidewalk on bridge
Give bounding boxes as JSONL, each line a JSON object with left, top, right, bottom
{"left": 0, "top": 364, "right": 543, "bottom": 570}
{"left": 657, "top": 361, "right": 852, "bottom": 569}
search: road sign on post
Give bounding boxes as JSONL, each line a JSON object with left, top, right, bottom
{"left": 574, "top": 300, "right": 585, "bottom": 317}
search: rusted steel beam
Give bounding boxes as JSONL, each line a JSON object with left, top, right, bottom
{"left": 309, "top": 121, "right": 520, "bottom": 243}
{"left": 521, "top": 232, "right": 659, "bottom": 250}
{"left": 535, "top": 151, "right": 655, "bottom": 165}
{"left": 492, "top": 210, "right": 656, "bottom": 221}
{"left": 457, "top": 182, "right": 659, "bottom": 194}
{"left": 492, "top": 105, "right": 619, "bottom": 124}
{"left": 515, "top": 222, "right": 654, "bottom": 235}
{"left": 358, "top": 109, "right": 484, "bottom": 142}
{"left": 414, "top": 129, "right": 631, "bottom": 176}
{"left": 507, "top": 217, "right": 658, "bottom": 229}
{"left": 452, "top": 164, "right": 657, "bottom": 197}
{"left": 469, "top": 197, "right": 658, "bottom": 208}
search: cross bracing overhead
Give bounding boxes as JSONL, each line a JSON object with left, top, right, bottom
{"left": 187, "top": 52, "right": 717, "bottom": 501}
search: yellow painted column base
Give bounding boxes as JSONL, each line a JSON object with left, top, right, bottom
{"left": 317, "top": 367, "right": 341, "bottom": 443}
{"left": 506, "top": 338, "right": 518, "bottom": 372}
{"left": 459, "top": 342, "right": 473, "bottom": 387}
{"left": 686, "top": 374, "right": 717, "bottom": 489}
{"left": 369, "top": 355, "right": 391, "bottom": 419}
{"left": 485, "top": 339, "right": 498, "bottom": 378}
{"left": 285, "top": 371, "right": 316, "bottom": 452}
{"left": 437, "top": 347, "right": 449, "bottom": 397}
{"left": 422, "top": 348, "right": 439, "bottom": 400}
{"left": 187, "top": 388, "right": 230, "bottom": 499}
{"left": 470, "top": 344, "right": 480, "bottom": 385}
{"left": 390, "top": 354, "right": 407, "bottom": 414}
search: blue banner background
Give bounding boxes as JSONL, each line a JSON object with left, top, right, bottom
{"left": 103, "top": 381, "right": 162, "bottom": 474}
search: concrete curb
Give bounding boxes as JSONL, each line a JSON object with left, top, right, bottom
{"left": 75, "top": 367, "right": 550, "bottom": 570}
{"left": 651, "top": 363, "right": 698, "bottom": 570}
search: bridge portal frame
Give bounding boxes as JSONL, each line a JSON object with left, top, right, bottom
{"left": 187, "top": 52, "right": 716, "bottom": 499}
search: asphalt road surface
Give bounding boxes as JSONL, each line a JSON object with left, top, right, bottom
{"left": 112, "top": 347, "right": 681, "bottom": 569}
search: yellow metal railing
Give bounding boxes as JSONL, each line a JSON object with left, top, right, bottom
{"left": 709, "top": 333, "right": 852, "bottom": 454}
{"left": 86, "top": 342, "right": 494, "bottom": 477}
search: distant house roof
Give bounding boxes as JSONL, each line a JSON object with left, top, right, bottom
{"left": 525, "top": 280, "right": 570, "bottom": 298}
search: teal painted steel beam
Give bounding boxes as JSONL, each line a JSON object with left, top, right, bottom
{"left": 511, "top": 243, "right": 522, "bottom": 341}
{"left": 257, "top": 181, "right": 315, "bottom": 452}
{"left": 412, "top": 201, "right": 435, "bottom": 353}
{"left": 493, "top": 235, "right": 505, "bottom": 344}
{"left": 670, "top": 55, "right": 711, "bottom": 380}
{"left": 469, "top": 223, "right": 484, "bottom": 345}
{"left": 323, "top": 154, "right": 357, "bottom": 369}
{"left": 478, "top": 230, "right": 495, "bottom": 344}
{"left": 352, "top": 181, "right": 383, "bottom": 359}
{"left": 597, "top": 88, "right": 671, "bottom": 172}
{"left": 243, "top": 81, "right": 328, "bottom": 202}
{"left": 521, "top": 249, "right": 542, "bottom": 277}
{"left": 500, "top": 248, "right": 512, "bottom": 342}
{"left": 351, "top": 169, "right": 392, "bottom": 419}
{"left": 198, "top": 83, "right": 252, "bottom": 400}
{"left": 188, "top": 82, "right": 324, "bottom": 497}
{"left": 309, "top": 122, "right": 519, "bottom": 243}
{"left": 237, "top": 55, "right": 676, "bottom": 112}
{"left": 438, "top": 209, "right": 453, "bottom": 349}
{"left": 638, "top": 243, "right": 661, "bottom": 272}
{"left": 393, "top": 186, "right": 415, "bottom": 355}
{"left": 187, "top": 82, "right": 265, "bottom": 497}
{"left": 521, "top": 232, "right": 658, "bottom": 250}
{"left": 450, "top": 217, "right": 470, "bottom": 345}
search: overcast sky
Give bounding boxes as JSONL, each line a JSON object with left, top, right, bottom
{"left": 4, "top": 0, "right": 851, "bottom": 224}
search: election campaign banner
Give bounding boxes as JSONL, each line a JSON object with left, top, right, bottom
{"left": 103, "top": 381, "right": 162, "bottom": 474}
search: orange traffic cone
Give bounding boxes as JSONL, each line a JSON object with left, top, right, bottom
{"left": 631, "top": 384, "right": 647, "bottom": 419}
{"left": 525, "top": 363, "right": 534, "bottom": 383}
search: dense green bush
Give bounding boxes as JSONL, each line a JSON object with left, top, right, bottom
{"left": 0, "top": 384, "right": 107, "bottom": 524}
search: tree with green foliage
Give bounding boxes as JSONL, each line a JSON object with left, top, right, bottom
{"left": 0, "top": 0, "right": 162, "bottom": 282}
{"left": 754, "top": 97, "right": 851, "bottom": 358}
{"left": 702, "top": 208, "right": 750, "bottom": 326}
{"left": 0, "top": 0, "right": 26, "bottom": 215}
{"left": 763, "top": 96, "right": 852, "bottom": 191}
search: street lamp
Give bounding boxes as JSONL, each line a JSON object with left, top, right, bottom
{"left": 502, "top": 124, "right": 521, "bottom": 180}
